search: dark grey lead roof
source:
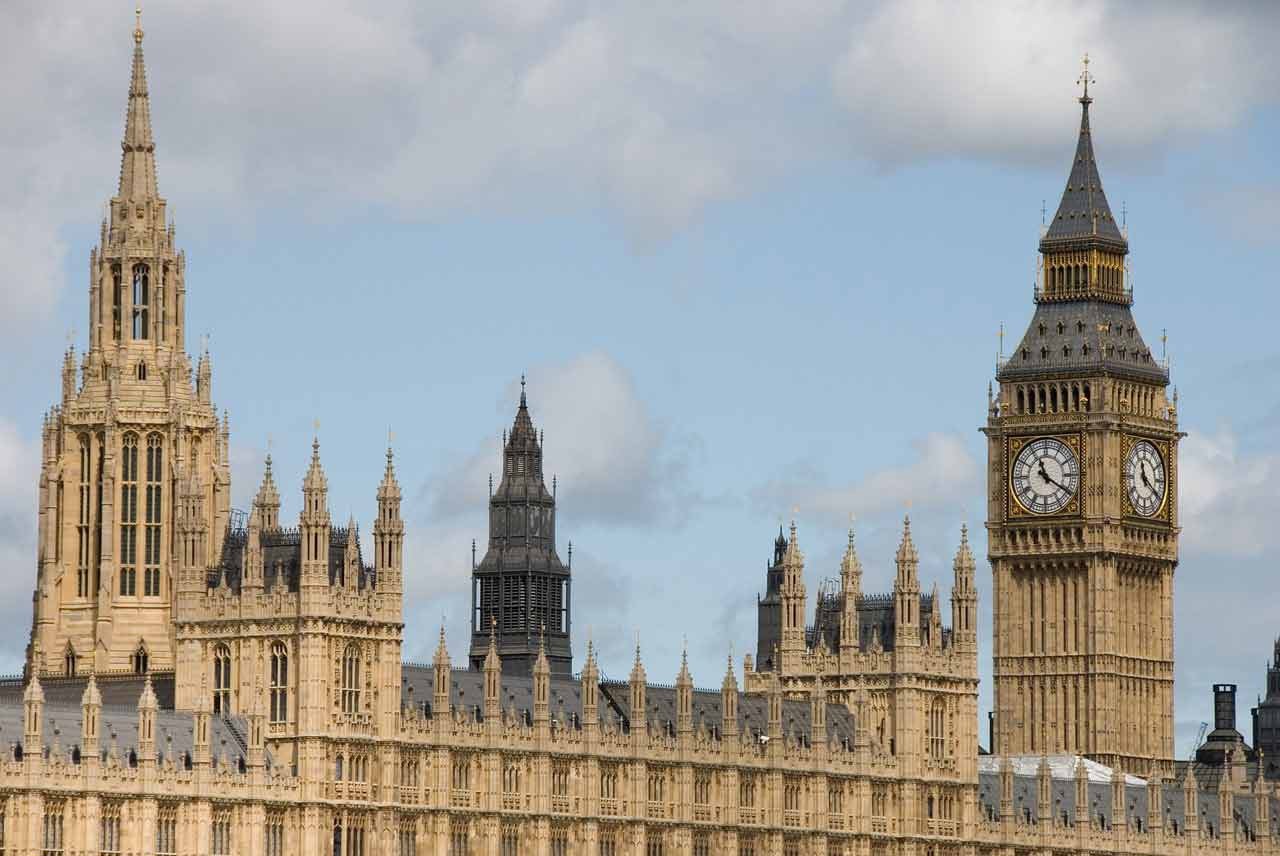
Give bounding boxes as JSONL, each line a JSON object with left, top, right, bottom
{"left": 998, "top": 299, "right": 1168, "bottom": 384}
{"left": 1041, "top": 97, "right": 1126, "bottom": 250}
{"left": 401, "top": 666, "right": 856, "bottom": 746}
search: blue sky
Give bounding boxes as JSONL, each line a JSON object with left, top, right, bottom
{"left": 2, "top": 1, "right": 1278, "bottom": 756}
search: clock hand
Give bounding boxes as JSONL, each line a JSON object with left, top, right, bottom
{"left": 1037, "top": 459, "right": 1068, "bottom": 492}
{"left": 1139, "top": 463, "right": 1153, "bottom": 490}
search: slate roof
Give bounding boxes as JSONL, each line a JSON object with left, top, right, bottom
{"left": 1040, "top": 97, "right": 1126, "bottom": 251}
{"left": 401, "top": 666, "right": 856, "bottom": 745}
{"left": 0, "top": 673, "right": 255, "bottom": 768}
{"left": 998, "top": 299, "right": 1168, "bottom": 384}
{"left": 212, "top": 525, "right": 373, "bottom": 592}
{"left": 976, "top": 755, "right": 1280, "bottom": 840}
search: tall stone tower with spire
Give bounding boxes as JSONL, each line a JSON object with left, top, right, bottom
{"left": 984, "top": 60, "right": 1178, "bottom": 776}
{"left": 28, "top": 9, "right": 228, "bottom": 678}
{"left": 468, "top": 382, "right": 572, "bottom": 676}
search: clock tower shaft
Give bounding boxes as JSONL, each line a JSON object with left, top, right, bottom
{"left": 984, "top": 78, "right": 1179, "bottom": 777}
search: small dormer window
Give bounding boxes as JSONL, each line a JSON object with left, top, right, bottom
{"left": 1022, "top": 348, "right": 1029, "bottom": 361}
{"left": 1040, "top": 347, "right": 1049, "bottom": 359}
{"left": 1063, "top": 345, "right": 1071, "bottom": 357}
{"left": 1038, "top": 323, "right": 1046, "bottom": 336}
{"left": 1082, "top": 344, "right": 1090, "bottom": 356}
{"left": 1077, "top": 321, "right": 1085, "bottom": 333}
{"left": 1057, "top": 322, "right": 1065, "bottom": 335}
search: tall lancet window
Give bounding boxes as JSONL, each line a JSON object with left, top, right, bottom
{"left": 119, "top": 433, "right": 139, "bottom": 597}
{"left": 270, "top": 642, "right": 288, "bottom": 724}
{"left": 341, "top": 644, "right": 360, "bottom": 714}
{"left": 77, "top": 436, "right": 91, "bottom": 599}
{"left": 132, "top": 263, "right": 150, "bottom": 340}
{"left": 143, "top": 434, "right": 163, "bottom": 597}
{"left": 213, "top": 644, "right": 232, "bottom": 715}
{"left": 112, "top": 264, "right": 123, "bottom": 342}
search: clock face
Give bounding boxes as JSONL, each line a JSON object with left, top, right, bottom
{"left": 1125, "top": 440, "right": 1166, "bottom": 517}
{"left": 1011, "top": 437, "right": 1079, "bottom": 515}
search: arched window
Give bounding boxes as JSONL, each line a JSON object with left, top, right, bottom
{"left": 144, "top": 434, "right": 163, "bottom": 597}
{"left": 133, "top": 643, "right": 148, "bottom": 675}
{"left": 65, "top": 646, "right": 77, "bottom": 677}
{"left": 342, "top": 644, "right": 360, "bottom": 714}
{"left": 136, "top": 361, "right": 147, "bottom": 381}
{"left": 77, "top": 435, "right": 91, "bottom": 599}
{"left": 270, "top": 642, "right": 288, "bottom": 724}
{"left": 132, "top": 263, "right": 150, "bottom": 340}
{"left": 119, "top": 434, "right": 139, "bottom": 596}
{"left": 927, "top": 698, "right": 946, "bottom": 759}
{"left": 112, "top": 264, "right": 123, "bottom": 341}
{"left": 213, "top": 644, "right": 232, "bottom": 715}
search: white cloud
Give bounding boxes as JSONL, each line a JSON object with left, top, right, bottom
{"left": 754, "top": 432, "right": 980, "bottom": 527}
{"left": 426, "top": 351, "right": 699, "bottom": 526}
{"left": 1179, "top": 425, "right": 1280, "bottom": 558}
{"left": 0, "top": 420, "right": 40, "bottom": 671}
{"left": 834, "top": 1, "right": 1280, "bottom": 166}
{"left": 6, "top": 1, "right": 1278, "bottom": 336}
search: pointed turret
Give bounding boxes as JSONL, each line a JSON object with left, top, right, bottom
{"left": 80, "top": 675, "right": 102, "bottom": 760}
{"left": 119, "top": 8, "right": 158, "bottom": 201}
{"left": 1041, "top": 74, "right": 1125, "bottom": 252}
{"left": 533, "top": 627, "right": 550, "bottom": 727}
{"left": 432, "top": 626, "right": 451, "bottom": 722}
{"left": 839, "top": 526, "right": 862, "bottom": 655}
{"left": 300, "top": 437, "right": 331, "bottom": 587}
{"left": 23, "top": 674, "right": 44, "bottom": 753}
{"left": 721, "top": 653, "right": 739, "bottom": 739}
{"left": 629, "top": 642, "right": 647, "bottom": 743}
{"left": 779, "top": 520, "right": 807, "bottom": 662}
{"left": 756, "top": 525, "right": 789, "bottom": 671}
{"left": 483, "top": 620, "right": 501, "bottom": 724}
{"left": 254, "top": 454, "right": 280, "bottom": 530}
{"left": 950, "top": 525, "right": 978, "bottom": 652}
{"left": 676, "top": 645, "right": 693, "bottom": 737}
{"left": 137, "top": 675, "right": 157, "bottom": 767}
{"left": 927, "top": 581, "right": 943, "bottom": 648}
{"left": 894, "top": 516, "right": 920, "bottom": 646}
{"left": 373, "top": 445, "right": 404, "bottom": 592}
{"left": 581, "top": 640, "right": 599, "bottom": 735}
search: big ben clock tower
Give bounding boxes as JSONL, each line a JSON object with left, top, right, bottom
{"left": 984, "top": 61, "right": 1179, "bottom": 777}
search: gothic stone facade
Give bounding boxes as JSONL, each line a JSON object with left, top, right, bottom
{"left": 5, "top": 13, "right": 1280, "bottom": 856}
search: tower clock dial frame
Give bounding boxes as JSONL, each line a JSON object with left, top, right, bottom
{"left": 1006, "top": 434, "right": 1083, "bottom": 518}
{"left": 1121, "top": 435, "right": 1172, "bottom": 521}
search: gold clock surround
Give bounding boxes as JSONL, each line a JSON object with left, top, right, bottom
{"left": 1120, "top": 434, "right": 1174, "bottom": 522}
{"left": 1005, "top": 433, "right": 1084, "bottom": 519}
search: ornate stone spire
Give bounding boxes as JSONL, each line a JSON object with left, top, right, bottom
{"left": 951, "top": 525, "right": 978, "bottom": 652}
{"left": 894, "top": 516, "right": 920, "bottom": 645}
{"left": 254, "top": 454, "right": 280, "bottom": 529}
{"left": 119, "top": 4, "right": 159, "bottom": 200}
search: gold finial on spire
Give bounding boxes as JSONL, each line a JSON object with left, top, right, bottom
{"left": 1077, "top": 52, "right": 1094, "bottom": 101}
{"left": 134, "top": 4, "right": 144, "bottom": 45}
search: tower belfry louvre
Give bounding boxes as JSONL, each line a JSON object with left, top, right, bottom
{"left": 984, "top": 66, "right": 1179, "bottom": 776}
{"left": 28, "top": 13, "right": 229, "bottom": 677}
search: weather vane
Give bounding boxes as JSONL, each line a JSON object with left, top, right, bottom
{"left": 1077, "top": 53, "right": 1094, "bottom": 100}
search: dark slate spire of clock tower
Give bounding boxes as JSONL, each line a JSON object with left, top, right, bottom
{"left": 468, "top": 381, "right": 572, "bottom": 677}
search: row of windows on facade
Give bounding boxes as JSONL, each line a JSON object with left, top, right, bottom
{"left": 442, "top": 754, "right": 957, "bottom": 821}
{"left": 210, "top": 642, "right": 361, "bottom": 723}
{"left": 28, "top": 807, "right": 282, "bottom": 856}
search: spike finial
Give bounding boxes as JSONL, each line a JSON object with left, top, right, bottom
{"left": 1077, "top": 52, "right": 1094, "bottom": 102}
{"left": 134, "top": 4, "right": 144, "bottom": 45}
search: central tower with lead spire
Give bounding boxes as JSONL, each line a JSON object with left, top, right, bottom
{"left": 468, "top": 383, "right": 572, "bottom": 676}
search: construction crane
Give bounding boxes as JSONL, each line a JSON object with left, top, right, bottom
{"left": 1190, "top": 721, "right": 1209, "bottom": 760}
